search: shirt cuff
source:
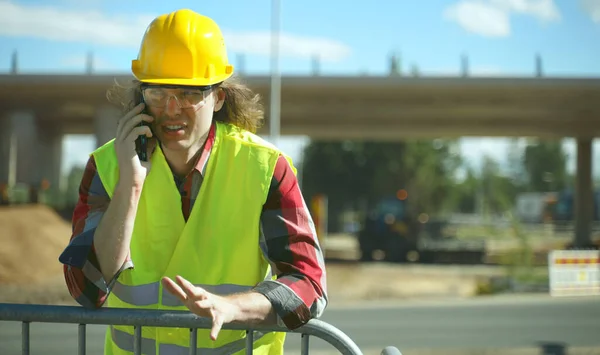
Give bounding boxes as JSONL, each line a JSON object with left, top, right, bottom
{"left": 253, "top": 280, "right": 311, "bottom": 330}
{"left": 59, "top": 228, "right": 134, "bottom": 295}
{"left": 59, "top": 228, "right": 96, "bottom": 269}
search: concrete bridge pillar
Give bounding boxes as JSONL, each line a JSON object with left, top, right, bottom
{"left": 573, "top": 138, "right": 595, "bottom": 248}
{"left": 0, "top": 111, "right": 64, "bottom": 203}
{"left": 0, "top": 111, "right": 42, "bottom": 194}
{"left": 94, "top": 105, "right": 120, "bottom": 148}
{"left": 0, "top": 115, "right": 13, "bottom": 186}
{"left": 11, "top": 110, "right": 39, "bottom": 186}
{"left": 38, "top": 125, "right": 64, "bottom": 192}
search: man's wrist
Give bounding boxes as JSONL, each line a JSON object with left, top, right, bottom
{"left": 225, "top": 291, "right": 275, "bottom": 325}
{"left": 115, "top": 179, "right": 143, "bottom": 201}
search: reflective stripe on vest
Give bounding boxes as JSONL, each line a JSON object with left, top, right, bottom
{"left": 112, "top": 273, "right": 273, "bottom": 307}
{"left": 110, "top": 326, "right": 267, "bottom": 355}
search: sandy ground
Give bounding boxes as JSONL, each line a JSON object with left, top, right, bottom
{"left": 0, "top": 205, "right": 503, "bottom": 306}
{"left": 0, "top": 205, "right": 71, "bottom": 285}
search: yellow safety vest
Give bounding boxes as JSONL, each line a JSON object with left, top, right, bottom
{"left": 92, "top": 121, "right": 290, "bottom": 355}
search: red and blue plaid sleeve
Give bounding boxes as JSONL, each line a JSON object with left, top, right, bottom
{"left": 253, "top": 154, "right": 328, "bottom": 329}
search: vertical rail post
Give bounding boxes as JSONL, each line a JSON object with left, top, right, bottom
{"left": 78, "top": 323, "right": 86, "bottom": 355}
{"left": 189, "top": 328, "right": 197, "bottom": 355}
{"left": 301, "top": 333, "right": 310, "bottom": 355}
{"left": 22, "top": 321, "right": 30, "bottom": 355}
{"left": 133, "top": 325, "right": 142, "bottom": 355}
{"left": 245, "top": 330, "right": 254, "bottom": 355}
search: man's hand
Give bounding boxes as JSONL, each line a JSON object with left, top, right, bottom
{"left": 161, "top": 275, "right": 238, "bottom": 341}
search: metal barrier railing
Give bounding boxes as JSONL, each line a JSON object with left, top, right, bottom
{"left": 0, "top": 303, "right": 401, "bottom": 355}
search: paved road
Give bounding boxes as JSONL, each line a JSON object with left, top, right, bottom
{"left": 1, "top": 295, "right": 599, "bottom": 354}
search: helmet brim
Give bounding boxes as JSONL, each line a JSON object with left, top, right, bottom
{"left": 134, "top": 72, "right": 234, "bottom": 87}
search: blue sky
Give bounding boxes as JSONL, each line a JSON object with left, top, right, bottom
{"left": 1, "top": 0, "right": 599, "bottom": 176}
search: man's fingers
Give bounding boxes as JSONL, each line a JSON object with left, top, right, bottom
{"left": 116, "top": 103, "right": 146, "bottom": 137}
{"left": 124, "top": 125, "right": 152, "bottom": 144}
{"left": 161, "top": 277, "right": 188, "bottom": 302}
{"left": 210, "top": 315, "right": 223, "bottom": 341}
{"left": 176, "top": 275, "right": 208, "bottom": 300}
{"left": 120, "top": 114, "right": 153, "bottom": 142}
{"left": 165, "top": 276, "right": 225, "bottom": 341}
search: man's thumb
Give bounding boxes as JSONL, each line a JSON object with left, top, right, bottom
{"left": 210, "top": 317, "right": 223, "bottom": 341}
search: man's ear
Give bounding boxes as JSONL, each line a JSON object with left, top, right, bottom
{"left": 214, "top": 88, "right": 226, "bottom": 112}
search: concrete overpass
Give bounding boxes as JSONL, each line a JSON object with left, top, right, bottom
{"left": 0, "top": 73, "right": 599, "bottom": 247}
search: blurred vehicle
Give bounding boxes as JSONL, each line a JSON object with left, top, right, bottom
{"left": 550, "top": 189, "right": 600, "bottom": 225}
{"left": 357, "top": 193, "right": 486, "bottom": 264}
{"left": 513, "top": 188, "right": 600, "bottom": 225}
{"left": 514, "top": 192, "right": 558, "bottom": 223}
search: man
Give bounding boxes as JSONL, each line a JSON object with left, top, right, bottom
{"left": 59, "top": 8, "right": 327, "bottom": 355}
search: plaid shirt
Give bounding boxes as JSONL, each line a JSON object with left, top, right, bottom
{"left": 59, "top": 122, "right": 327, "bottom": 330}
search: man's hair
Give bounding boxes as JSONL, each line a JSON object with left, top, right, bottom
{"left": 106, "top": 75, "right": 264, "bottom": 133}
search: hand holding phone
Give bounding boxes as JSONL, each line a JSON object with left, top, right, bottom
{"left": 114, "top": 102, "right": 153, "bottom": 188}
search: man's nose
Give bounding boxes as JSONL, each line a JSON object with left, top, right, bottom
{"left": 164, "top": 96, "right": 182, "bottom": 116}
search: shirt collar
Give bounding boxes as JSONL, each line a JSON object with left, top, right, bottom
{"left": 191, "top": 120, "right": 216, "bottom": 176}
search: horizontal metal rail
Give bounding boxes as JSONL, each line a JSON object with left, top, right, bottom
{"left": 0, "top": 303, "right": 364, "bottom": 355}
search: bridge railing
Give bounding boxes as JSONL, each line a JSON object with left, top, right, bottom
{"left": 0, "top": 303, "right": 401, "bottom": 355}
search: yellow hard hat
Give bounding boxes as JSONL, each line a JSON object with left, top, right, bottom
{"left": 132, "top": 9, "right": 234, "bottom": 86}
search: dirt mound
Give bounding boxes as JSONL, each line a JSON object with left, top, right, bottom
{"left": 325, "top": 262, "right": 506, "bottom": 303}
{"left": 0, "top": 204, "right": 72, "bottom": 285}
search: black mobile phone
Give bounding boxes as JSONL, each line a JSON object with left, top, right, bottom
{"left": 135, "top": 97, "right": 149, "bottom": 161}
{"left": 136, "top": 125, "right": 148, "bottom": 161}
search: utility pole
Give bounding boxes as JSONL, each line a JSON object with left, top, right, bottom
{"left": 10, "top": 50, "right": 18, "bottom": 74}
{"left": 461, "top": 53, "right": 469, "bottom": 77}
{"left": 237, "top": 53, "right": 245, "bottom": 76}
{"left": 269, "top": 0, "right": 282, "bottom": 147}
{"left": 311, "top": 54, "right": 320, "bottom": 76}
{"left": 86, "top": 51, "right": 94, "bottom": 75}
{"left": 535, "top": 53, "right": 543, "bottom": 77}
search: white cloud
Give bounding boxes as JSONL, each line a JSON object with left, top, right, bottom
{"left": 223, "top": 31, "right": 350, "bottom": 62}
{"left": 0, "top": 0, "right": 351, "bottom": 63}
{"left": 580, "top": 0, "right": 600, "bottom": 23}
{"left": 0, "top": 0, "right": 152, "bottom": 47}
{"left": 445, "top": 1, "right": 511, "bottom": 37}
{"left": 489, "top": 0, "right": 560, "bottom": 20}
{"left": 444, "top": 0, "right": 560, "bottom": 37}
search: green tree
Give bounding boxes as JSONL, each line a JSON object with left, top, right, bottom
{"left": 480, "top": 155, "right": 517, "bottom": 214}
{"left": 301, "top": 141, "right": 366, "bottom": 231}
{"left": 401, "top": 139, "right": 462, "bottom": 215}
{"left": 301, "top": 139, "right": 463, "bottom": 231}
{"left": 522, "top": 140, "right": 569, "bottom": 192}
{"left": 506, "top": 138, "right": 528, "bottom": 191}
{"left": 450, "top": 165, "right": 480, "bottom": 213}
{"left": 65, "top": 165, "right": 86, "bottom": 206}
